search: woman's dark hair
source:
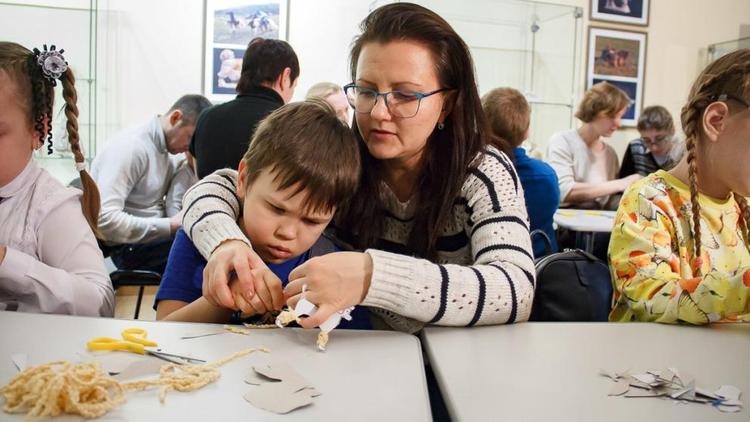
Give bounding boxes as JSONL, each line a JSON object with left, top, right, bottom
{"left": 339, "top": 2, "right": 502, "bottom": 259}
{"left": 236, "top": 38, "right": 299, "bottom": 95}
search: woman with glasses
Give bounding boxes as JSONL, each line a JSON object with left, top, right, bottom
{"left": 618, "top": 105, "right": 686, "bottom": 178}
{"left": 179, "top": 2, "right": 535, "bottom": 332}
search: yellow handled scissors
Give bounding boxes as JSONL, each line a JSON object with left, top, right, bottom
{"left": 87, "top": 328, "right": 205, "bottom": 365}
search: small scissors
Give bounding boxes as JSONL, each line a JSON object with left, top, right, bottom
{"left": 87, "top": 328, "right": 205, "bottom": 365}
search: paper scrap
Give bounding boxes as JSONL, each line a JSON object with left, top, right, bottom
{"left": 243, "top": 362, "right": 319, "bottom": 414}
{"left": 609, "top": 379, "right": 630, "bottom": 396}
{"left": 602, "top": 368, "right": 743, "bottom": 413}
{"left": 714, "top": 385, "right": 741, "bottom": 401}
{"left": 10, "top": 353, "right": 27, "bottom": 372}
{"left": 112, "top": 357, "right": 165, "bottom": 381}
{"left": 253, "top": 362, "right": 310, "bottom": 390}
{"left": 274, "top": 285, "right": 354, "bottom": 351}
{"left": 244, "top": 384, "right": 315, "bottom": 414}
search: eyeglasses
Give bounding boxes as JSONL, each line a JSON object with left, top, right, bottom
{"left": 641, "top": 135, "right": 670, "bottom": 148}
{"left": 343, "top": 83, "right": 448, "bottom": 118}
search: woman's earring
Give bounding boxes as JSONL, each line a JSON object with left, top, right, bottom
{"left": 437, "top": 122, "right": 445, "bottom": 130}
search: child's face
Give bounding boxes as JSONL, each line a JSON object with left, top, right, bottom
{"left": 0, "top": 71, "right": 37, "bottom": 187}
{"left": 237, "top": 164, "right": 335, "bottom": 264}
{"left": 639, "top": 129, "right": 673, "bottom": 156}
{"left": 710, "top": 102, "right": 750, "bottom": 196}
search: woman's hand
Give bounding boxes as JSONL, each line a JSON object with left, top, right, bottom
{"left": 284, "top": 252, "right": 373, "bottom": 328}
{"left": 230, "top": 267, "right": 285, "bottom": 315}
{"left": 203, "top": 240, "right": 267, "bottom": 309}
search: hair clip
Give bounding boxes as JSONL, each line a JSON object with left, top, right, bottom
{"left": 33, "top": 44, "right": 68, "bottom": 84}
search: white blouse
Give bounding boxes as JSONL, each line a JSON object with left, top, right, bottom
{"left": 0, "top": 160, "right": 114, "bottom": 316}
{"left": 546, "top": 129, "right": 619, "bottom": 207}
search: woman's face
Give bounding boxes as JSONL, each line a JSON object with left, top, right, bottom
{"left": 353, "top": 40, "right": 447, "bottom": 167}
{"left": 0, "top": 71, "right": 36, "bottom": 187}
{"left": 591, "top": 108, "right": 626, "bottom": 138}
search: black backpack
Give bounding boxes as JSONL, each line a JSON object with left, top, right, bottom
{"left": 529, "top": 230, "right": 613, "bottom": 321}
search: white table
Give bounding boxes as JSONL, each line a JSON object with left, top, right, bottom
{"left": 0, "top": 311, "right": 431, "bottom": 421}
{"left": 422, "top": 322, "right": 750, "bottom": 422}
{"left": 553, "top": 209, "right": 616, "bottom": 252}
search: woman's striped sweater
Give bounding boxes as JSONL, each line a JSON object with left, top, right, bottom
{"left": 182, "top": 146, "right": 536, "bottom": 333}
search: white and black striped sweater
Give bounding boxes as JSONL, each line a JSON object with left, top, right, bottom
{"left": 182, "top": 147, "right": 535, "bottom": 333}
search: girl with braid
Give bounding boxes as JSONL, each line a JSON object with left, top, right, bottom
{"left": 608, "top": 49, "right": 750, "bottom": 324}
{"left": 0, "top": 42, "right": 114, "bottom": 316}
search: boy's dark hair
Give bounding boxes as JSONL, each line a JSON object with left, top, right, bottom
{"left": 167, "top": 94, "right": 212, "bottom": 125}
{"left": 482, "top": 87, "right": 530, "bottom": 148}
{"left": 237, "top": 38, "right": 300, "bottom": 95}
{"left": 241, "top": 98, "right": 360, "bottom": 213}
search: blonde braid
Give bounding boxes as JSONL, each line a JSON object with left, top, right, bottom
{"left": 61, "top": 68, "right": 101, "bottom": 237}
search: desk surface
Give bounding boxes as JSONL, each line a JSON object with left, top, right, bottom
{"left": 554, "top": 209, "right": 616, "bottom": 232}
{"left": 0, "top": 311, "right": 431, "bottom": 421}
{"left": 423, "top": 322, "right": 750, "bottom": 422}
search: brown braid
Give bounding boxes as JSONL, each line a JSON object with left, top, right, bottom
{"left": 61, "top": 69, "right": 101, "bottom": 237}
{"left": 683, "top": 134, "right": 703, "bottom": 275}
{"left": 737, "top": 196, "right": 750, "bottom": 247}
{"left": 679, "top": 49, "right": 750, "bottom": 276}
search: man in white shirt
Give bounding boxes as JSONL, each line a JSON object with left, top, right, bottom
{"left": 91, "top": 95, "right": 211, "bottom": 273}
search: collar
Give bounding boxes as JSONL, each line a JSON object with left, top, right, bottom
{"left": 514, "top": 147, "right": 528, "bottom": 159}
{"left": 236, "top": 86, "right": 284, "bottom": 105}
{"left": 150, "top": 115, "right": 168, "bottom": 153}
{"left": 0, "top": 159, "right": 41, "bottom": 200}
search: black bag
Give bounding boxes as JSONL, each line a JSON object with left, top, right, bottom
{"left": 530, "top": 246, "right": 613, "bottom": 322}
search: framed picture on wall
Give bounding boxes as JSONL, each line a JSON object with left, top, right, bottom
{"left": 203, "top": 0, "right": 287, "bottom": 102}
{"left": 586, "top": 26, "right": 647, "bottom": 127}
{"left": 590, "top": 0, "right": 649, "bottom": 26}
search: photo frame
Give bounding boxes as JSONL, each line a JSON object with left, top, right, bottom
{"left": 590, "top": 0, "right": 649, "bottom": 26}
{"left": 203, "top": 0, "right": 287, "bottom": 102}
{"left": 586, "top": 26, "right": 647, "bottom": 127}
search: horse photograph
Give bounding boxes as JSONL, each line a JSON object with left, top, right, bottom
{"left": 212, "top": 2, "right": 280, "bottom": 45}
{"left": 593, "top": 35, "right": 640, "bottom": 78}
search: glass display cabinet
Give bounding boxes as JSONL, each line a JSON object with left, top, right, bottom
{"left": 0, "top": 0, "right": 98, "bottom": 184}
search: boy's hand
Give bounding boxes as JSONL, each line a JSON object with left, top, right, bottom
{"left": 203, "top": 240, "right": 268, "bottom": 309}
{"left": 284, "top": 252, "right": 373, "bottom": 329}
{"left": 231, "top": 267, "right": 284, "bottom": 315}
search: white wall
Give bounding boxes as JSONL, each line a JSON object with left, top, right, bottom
{"left": 539, "top": 0, "right": 750, "bottom": 159}
{"left": 4, "top": 0, "right": 750, "bottom": 183}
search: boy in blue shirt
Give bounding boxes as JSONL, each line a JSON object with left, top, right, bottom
{"left": 155, "top": 99, "right": 368, "bottom": 328}
{"left": 482, "top": 87, "right": 560, "bottom": 258}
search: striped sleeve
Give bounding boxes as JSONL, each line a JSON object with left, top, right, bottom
{"left": 181, "top": 169, "right": 248, "bottom": 259}
{"left": 362, "top": 147, "right": 536, "bottom": 326}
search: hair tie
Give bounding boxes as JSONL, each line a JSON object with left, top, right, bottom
{"left": 75, "top": 162, "right": 86, "bottom": 172}
{"left": 32, "top": 44, "right": 68, "bottom": 85}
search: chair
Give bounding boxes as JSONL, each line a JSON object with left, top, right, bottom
{"left": 69, "top": 178, "right": 161, "bottom": 319}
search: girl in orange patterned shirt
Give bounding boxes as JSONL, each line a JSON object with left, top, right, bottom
{"left": 608, "top": 49, "right": 750, "bottom": 324}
